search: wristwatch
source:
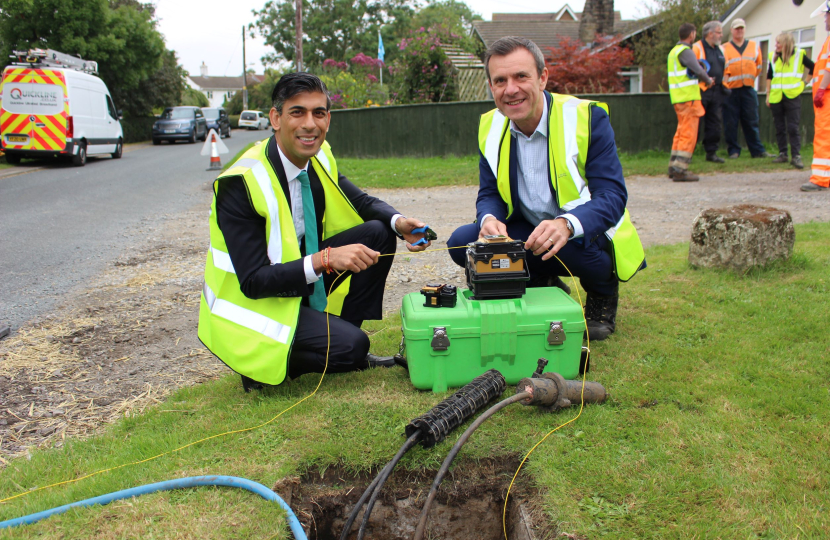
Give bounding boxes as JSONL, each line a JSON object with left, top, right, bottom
{"left": 559, "top": 218, "right": 574, "bottom": 238}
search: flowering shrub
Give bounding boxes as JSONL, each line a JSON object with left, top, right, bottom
{"left": 389, "top": 26, "right": 457, "bottom": 104}
{"left": 318, "top": 54, "right": 388, "bottom": 109}
{"left": 545, "top": 36, "right": 635, "bottom": 94}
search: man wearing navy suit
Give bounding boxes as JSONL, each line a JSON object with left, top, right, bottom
{"left": 447, "top": 37, "right": 645, "bottom": 340}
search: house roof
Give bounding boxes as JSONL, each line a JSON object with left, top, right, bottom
{"left": 472, "top": 16, "right": 650, "bottom": 52}
{"left": 720, "top": 0, "right": 761, "bottom": 26}
{"left": 188, "top": 74, "right": 265, "bottom": 91}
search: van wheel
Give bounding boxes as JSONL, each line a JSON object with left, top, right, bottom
{"left": 72, "top": 142, "right": 87, "bottom": 167}
{"left": 5, "top": 153, "right": 21, "bottom": 165}
{"left": 112, "top": 139, "right": 123, "bottom": 159}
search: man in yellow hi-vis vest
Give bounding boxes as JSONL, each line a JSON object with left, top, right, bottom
{"left": 198, "top": 73, "right": 430, "bottom": 391}
{"left": 446, "top": 37, "right": 645, "bottom": 341}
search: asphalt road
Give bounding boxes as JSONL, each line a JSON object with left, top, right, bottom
{"left": 0, "top": 128, "right": 271, "bottom": 331}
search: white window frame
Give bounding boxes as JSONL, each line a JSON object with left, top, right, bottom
{"left": 617, "top": 66, "right": 643, "bottom": 94}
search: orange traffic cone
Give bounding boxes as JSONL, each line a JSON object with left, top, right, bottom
{"left": 207, "top": 132, "right": 222, "bottom": 171}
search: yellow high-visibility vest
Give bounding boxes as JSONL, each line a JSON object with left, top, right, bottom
{"left": 668, "top": 44, "right": 702, "bottom": 104}
{"left": 769, "top": 49, "right": 806, "bottom": 103}
{"left": 198, "top": 139, "right": 363, "bottom": 384}
{"left": 478, "top": 93, "right": 645, "bottom": 281}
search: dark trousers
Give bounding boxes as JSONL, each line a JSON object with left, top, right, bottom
{"left": 724, "top": 86, "right": 766, "bottom": 157}
{"left": 700, "top": 86, "right": 724, "bottom": 155}
{"left": 447, "top": 219, "right": 617, "bottom": 297}
{"left": 288, "top": 220, "right": 396, "bottom": 378}
{"left": 770, "top": 95, "right": 802, "bottom": 157}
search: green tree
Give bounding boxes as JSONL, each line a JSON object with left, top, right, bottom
{"left": 180, "top": 86, "right": 210, "bottom": 107}
{"left": 252, "top": 0, "right": 415, "bottom": 69}
{"left": 633, "top": 0, "right": 733, "bottom": 71}
{"left": 0, "top": 0, "right": 181, "bottom": 116}
{"left": 409, "top": 0, "right": 483, "bottom": 54}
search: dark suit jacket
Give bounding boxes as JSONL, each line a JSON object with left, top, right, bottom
{"left": 475, "top": 91, "right": 628, "bottom": 246}
{"left": 216, "top": 136, "right": 399, "bottom": 300}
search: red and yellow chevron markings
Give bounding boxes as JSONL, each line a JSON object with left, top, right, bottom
{"left": 0, "top": 67, "right": 68, "bottom": 151}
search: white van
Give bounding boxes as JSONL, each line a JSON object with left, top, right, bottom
{"left": 0, "top": 49, "right": 124, "bottom": 166}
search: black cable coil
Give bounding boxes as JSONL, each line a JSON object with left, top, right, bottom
{"left": 405, "top": 369, "right": 506, "bottom": 447}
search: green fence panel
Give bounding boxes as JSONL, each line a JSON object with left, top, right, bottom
{"left": 327, "top": 93, "right": 815, "bottom": 157}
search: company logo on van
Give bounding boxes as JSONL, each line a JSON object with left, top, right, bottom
{"left": 8, "top": 87, "right": 58, "bottom": 102}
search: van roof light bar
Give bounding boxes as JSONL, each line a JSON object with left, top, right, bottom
{"left": 9, "top": 49, "right": 98, "bottom": 74}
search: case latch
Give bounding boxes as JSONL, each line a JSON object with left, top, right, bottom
{"left": 431, "top": 327, "right": 450, "bottom": 351}
{"left": 547, "top": 321, "right": 566, "bottom": 345}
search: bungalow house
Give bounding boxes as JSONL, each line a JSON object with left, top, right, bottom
{"left": 720, "top": 0, "right": 829, "bottom": 90}
{"left": 471, "top": 3, "right": 660, "bottom": 93}
{"left": 186, "top": 62, "right": 265, "bottom": 108}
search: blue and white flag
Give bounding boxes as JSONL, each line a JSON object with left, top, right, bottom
{"left": 378, "top": 30, "right": 385, "bottom": 63}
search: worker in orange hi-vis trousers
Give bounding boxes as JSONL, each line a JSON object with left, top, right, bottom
{"left": 667, "top": 23, "right": 713, "bottom": 182}
{"left": 805, "top": 2, "right": 830, "bottom": 192}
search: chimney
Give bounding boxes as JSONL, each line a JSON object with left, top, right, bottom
{"left": 200, "top": 61, "right": 208, "bottom": 77}
{"left": 579, "top": 0, "right": 615, "bottom": 44}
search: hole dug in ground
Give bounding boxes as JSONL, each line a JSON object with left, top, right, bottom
{"left": 275, "top": 457, "right": 548, "bottom": 540}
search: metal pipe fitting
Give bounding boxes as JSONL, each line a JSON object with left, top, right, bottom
{"left": 516, "top": 372, "right": 606, "bottom": 410}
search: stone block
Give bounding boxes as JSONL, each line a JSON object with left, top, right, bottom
{"left": 688, "top": 204, "right": 795, "bottom": 271}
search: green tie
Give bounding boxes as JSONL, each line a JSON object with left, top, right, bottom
{"left": 297, "top": 170, "right": 327, "bottom": 312}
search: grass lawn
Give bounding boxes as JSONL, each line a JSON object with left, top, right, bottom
{"left": 222, "top": 142, "right": 812, "bottom": 189}
{"left": 2, "top": 224, "right": 829, "bottom": 539}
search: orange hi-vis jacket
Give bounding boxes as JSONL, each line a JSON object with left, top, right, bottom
{"left": 723, "top": 40, "right": 762, "bottom": 89}
{"left": 692, "top": 41, "right": 721, "bottom": 92}
{"left": 811, "top": 36, "right": 830, "bottom": 188}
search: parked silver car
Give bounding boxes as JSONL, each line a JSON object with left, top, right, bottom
{"left": 239, "top": 110, "right": 270, "bottom": 130}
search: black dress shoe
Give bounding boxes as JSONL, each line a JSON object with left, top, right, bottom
{"left": 241, "top": 374, "right": 265, "bottom": 393}
{"left": 583, "top": 290, "right": 618, "bottom": 341}
{"left": 366, "top": 353, "right": 397, "bottom": 368}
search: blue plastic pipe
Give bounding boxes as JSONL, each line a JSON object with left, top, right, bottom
{"left": 0, "top": 475, "right": 307, "bottom": 540}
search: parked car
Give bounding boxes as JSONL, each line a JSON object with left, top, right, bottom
{"left": 152, "top": 106, "right": 208, "bottom": 144}
{"left": 1, "top": 48, "right": 124, "bottom": 167}
{"left": 239, "top": 110, "right": 270, "bottom": 130}
{"left": 201, "top": 107, "right": 231, "bottom": 138}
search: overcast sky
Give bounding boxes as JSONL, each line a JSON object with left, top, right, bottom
{"left": 153, "top": 0, "right": 657, "bottom": 79}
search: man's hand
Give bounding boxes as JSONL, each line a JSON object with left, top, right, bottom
{"left": 815, "top": 88, "right": 826, "bottom": 109}
{"left": 525, "top": 218, "right": 571, "bottom": 261}
{"left": 395, "top": 216, "right": 431, "bottom": 252}
{"left": 765, "top": 94, "right": 770, "bottom": 108}
{"left": 479, "top": 216, "right": 507, "bottom": 238}
{"left": 325, "top": 244, "right": 379, "bottom": 273}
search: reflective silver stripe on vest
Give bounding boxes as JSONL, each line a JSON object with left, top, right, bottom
{"left": 316, "top": 147, "right": 331, "bottom": 172}
{"left": 669, "top": 79, "right": 699, "bottom": 89}
{"left": 668, "top": 69, "right": 688, "bottom": 77}
{"left": 811, "top": 168, "right": 830, "bottom": 177}
{"left": 560, "top": 99, "right": 591, "bottom": 211}
{"left": 211, "top": 246, "right": 236, "bottom": 274}
{"left": 605, "top": 213, "right": 625, "bottom": 240}
{"left": 235, "top": 158, "right": 283, "bottom": 265}
{"left": 202, "top": 282, "right": 292, "bottom": 344}
{"left": 812, "top": 157, "right": 830, "bottom": 166}
{"left": 773, "top": 83, "right": 803, "bottom": 89}
{"left": 484, "top": 109, "right": 507, "bottom": 178}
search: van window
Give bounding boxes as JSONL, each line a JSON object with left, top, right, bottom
{"left": 106, "top": 95, "right": 118, "bottom": 119}
{"left": 2, "top": 82, "right": 64, "bottom": 115}
{"left": 202, "top": 108, "right": 220, "bottom": 120}
{"left": 240, "top": 112, "right": 257, "bottom": 120}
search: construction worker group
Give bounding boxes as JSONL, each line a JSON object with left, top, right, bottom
{"left": 668, "top": 5, "right": 830, "bottom": 192}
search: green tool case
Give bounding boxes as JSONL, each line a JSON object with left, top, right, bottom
{"left": 400, "top": 287, "right": 585, "bottom": 393}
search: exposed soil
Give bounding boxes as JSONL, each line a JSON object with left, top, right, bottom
{"left": 277, "top": 457, "right": 546, "bottom": 540}
{"left": 1, "top": 168, "right": 829, "bottom": 461}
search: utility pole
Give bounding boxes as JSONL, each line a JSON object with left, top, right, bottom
{"left": 242, "top": 26, "right": 249, "bottom": 110}
{"left": 295, "top": 0, "right": 303, "bottom": 72}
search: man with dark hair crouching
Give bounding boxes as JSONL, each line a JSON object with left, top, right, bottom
{"left": 198, "top": 72, "right": 430, "bottom": 391}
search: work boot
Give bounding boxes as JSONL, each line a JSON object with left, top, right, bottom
{"left": 241, "top": 375, "right": 266, "bottom": 393}
{"left": 752, "top": 151, "right": 773, "bottom": 158}
{"left": 791, "top": 155, "right": 804, "bottom": 169}
{"left": 705, "top": 154, "right": 725, "bottom": 163}
{"left": 728, "top": 153, "right": 739, "bottom": 159}
{"left": 667, "top": 167, "right": 675, "bottom": 179}
{"left": 671, "top": 169, "right": 699, "bottom": 182}
{"left": 366, "top": 353, "right": 397, "bottom": 368}
{"left": 583, "top": 291, "right": 618, "bottom": 341}
{"left": 800, "top": 182, "right": 828, "bottom": 192}
{"left": 771, "top": 153, "right": 788, "bottom": 163}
